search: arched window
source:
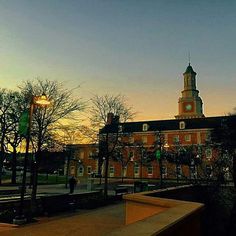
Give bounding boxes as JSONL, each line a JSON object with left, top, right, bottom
{"left": 142, "top": 123, "right": 149, "bottom": 131}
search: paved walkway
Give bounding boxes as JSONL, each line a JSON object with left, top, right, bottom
{"left": 1, "top": 203, "right": 125, "bottom": 236}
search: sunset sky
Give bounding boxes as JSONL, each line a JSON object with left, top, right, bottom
{"left": 0, "top": 0, "right": 235, "bottom": 121}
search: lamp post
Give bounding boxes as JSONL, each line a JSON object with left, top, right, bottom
{"left": 140, "top": 148, "right": 143, "bottom": 181}
{"left": 155, "top": 131, "right": 169, "bottom": 189}
{"left": 65, "top": 145, "right": 71, "bottom": 189}
{"left": 14, "top": 94, "right": 50, "bottom": 224}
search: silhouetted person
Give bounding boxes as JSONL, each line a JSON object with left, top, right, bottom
{"left": 69, "top": 176, "right": 77, "bottom": 194}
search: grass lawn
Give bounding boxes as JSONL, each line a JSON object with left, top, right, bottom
{"left": 2, "top": 173, "right": 67, "bottom": 185}
{"left": 37, "top": 174, "right": 66, "bottom": 184}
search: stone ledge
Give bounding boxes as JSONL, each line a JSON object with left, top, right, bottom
{"left": 108, "top": 188, "right": 204, "bottom": 236}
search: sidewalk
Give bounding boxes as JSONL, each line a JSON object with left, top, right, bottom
{"left": 1, "top": 203, "right": 125, "bottom": 236}
{"left": 0, "top": 182, "right": 120, "bottom": 200}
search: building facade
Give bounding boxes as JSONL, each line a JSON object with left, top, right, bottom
{"left": 69, "top": 64, "right": 235, "bottom": 180}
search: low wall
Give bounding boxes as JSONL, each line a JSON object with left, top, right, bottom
{"left": 109, "top": 186, "right": 204, "bottom": 236}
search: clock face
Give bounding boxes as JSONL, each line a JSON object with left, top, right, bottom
{"left": 185, "top": 104, "right": 192, "bottom": 111}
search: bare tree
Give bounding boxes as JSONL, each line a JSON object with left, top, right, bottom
{"left": 0, "top": 89, "right": 27, "bottom": 184}
{"left": 19, "top": 79, "right": 85, "bottom": 202}
{"left": 5, "top": 91, "right": 27, "bottom": 184}
{"left": 112, "top": 134, "right": 135, "bottom": 182}
{"left": 88, "top": 94, "right": 135, "bottom": 142}
{"left": 94, "top": 95, "right": 135, "bottom": 198}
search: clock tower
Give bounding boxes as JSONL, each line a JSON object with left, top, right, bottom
{"left": 175, "top": 63, "right": 204, "bottom": 119}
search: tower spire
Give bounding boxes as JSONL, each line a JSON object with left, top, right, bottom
{"left": 175, "top": 63, "right": 204, "bottom": 119}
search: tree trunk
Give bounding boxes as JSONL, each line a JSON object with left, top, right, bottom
{"left": 104, "top": 156, "right": 109, "bottom": 199}
{"left": 104, "top": 133, "right": 109, "bottom": 199}
{"left": 11, "top": 148, "right": 17, "bottom": 184}
{"left": 121, "top": 165, "right": 124, "bottom": 183}
{"left": 31, "top": 149, "right": 41, "bottom": 213}
{"left": 0, "top": 139, "right": 5, "bottom": 185}
{"left": 0, "top": 155, "right": 3, "bottom": 185}
{"left": 233, "top": 153, "right": 236, "bottom": 188}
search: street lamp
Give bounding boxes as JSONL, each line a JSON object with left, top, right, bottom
{"left": 14, "top": 94, "right": 50, "bottom": 224}
{"left": 155, "top": 131, "right": 169, "bottom": 188}
{"left": 65, "top": 145, "right": 72, "bottom": 189}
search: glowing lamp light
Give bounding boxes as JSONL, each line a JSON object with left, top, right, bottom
{"left": 164, "top": 143, "right": 170, "bottom": 149}
{"left": 34, "top": 93, "right": 51, "bottom": 106}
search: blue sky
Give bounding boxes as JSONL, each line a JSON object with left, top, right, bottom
{"left": 0, "top": 0, "right": 235, "bottom": 120}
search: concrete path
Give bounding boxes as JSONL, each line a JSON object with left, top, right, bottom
{"left": 1, "top": 203, "right": 125, "bottom": 236}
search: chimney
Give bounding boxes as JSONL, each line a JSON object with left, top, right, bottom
{"left": 106, "top": 113, "right": 114, "bottom": 125}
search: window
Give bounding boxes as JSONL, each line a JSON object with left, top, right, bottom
{"left": 179, "top": 121, "right": 185, "bottom": 129}
{"left": 162, "top": 166, "right": 167, "bottom": 178}
{"left": 176, "top": 165, "right": 182, "bottom": 178}
{"left": 70, "top": 166, "right": 75, "bottom": 175}
{"left": 142, "top": 136, "right": 147, "bottom": 144}
{"left": 142, "top": 123, "right": 149, "bottom": 132}
{"left": 78, "top": 166, "right": 84, "bottom": 176}
{"left": 129, "top": 136, "right": 134, "bottom": 143}
{"left": 87, "top": 166, "right": 92, "bottom": 175}
{"left": 190, "top": 165, "right": 197, "bottom": 179}
{"left": 123, "top": 167, "right": 127, "bottom": 177}
{"left": 205, "top": 148, "right": 212, "bottom": 159}
{"left": 147, "top": 166, "right": 153, "bottom": 175}
{"left": 109, "top": 166, "right": 115, "bottom": 177}
{"left": 206, "top": 165, "right": 212, "bottom": 178}
{"left": 129, "top": 151, "right": 134, "bottom": 158}
{"left": 118, "top": 125, "right": 123, "bottom": 132}
{"left": 223, "top": 167, "right": 230, "bottom": 180}
{"left": 173, "top": 135, "right": 179, "bottom": 143}
{"left": 184, "top": 134, "right": 191, "bottom": 142}
{"left": 134, "top": 163, "right": 140, "bottom": 176}
{"left": 80, "top": 151, "right": 84, "bottom": 159}
{"left": 88, "top": 151, "right": 93, "bottom": 159}
{"left": 206, "top": 132, "right": 211, "bottom": 142}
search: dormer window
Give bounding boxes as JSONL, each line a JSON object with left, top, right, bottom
{"left": 179, "top": 121, "right": 185, "bottom": 130}
{"left": 118, "top": 125, "right": 123, "bottom": 132}
{"left": 142, "top": 123, "right": 149, "bottom": 132}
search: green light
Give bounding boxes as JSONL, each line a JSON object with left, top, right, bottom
{"left": 19, "top": 111, "right": 29, "bottom": 136}
{"left": 156, "top": 150, "right": 161, "bottom": 160}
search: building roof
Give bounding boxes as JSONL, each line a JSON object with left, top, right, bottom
{"left": 117, "top": 115, "right": 236, "bottom": 133}
{"left": 184, "top": 63, "right": 196, "bottom": 75}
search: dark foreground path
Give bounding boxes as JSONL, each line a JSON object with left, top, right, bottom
{"left": 0, "top": 203, "right": 125, "bottom": 236}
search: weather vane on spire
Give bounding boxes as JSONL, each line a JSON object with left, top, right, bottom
{"left": 188, "top": 51, "right": 191, "bottom": 65}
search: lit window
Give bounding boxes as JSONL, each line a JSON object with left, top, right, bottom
{"left": 179, "top": 121, "right": 185, "bottom": 129}
{"left": 80, "top": 151, "right": 84, "bottom": 159}
{"left": 109, "top": 166, "right": 115, "bottom": 177}
{"left": 123, "top": 167, "right": 127, "bottom": 177}
{"left": 184, "top": 134, "right": 191, "bottom": 142}
{"left": 142, "top": 123, "right": 149, "bottom": 131}
{"left": 205, "top": 148, "right": 212, "bottom": 159}
{"left": 129, "top": 136, "right": 134, "bottom": 143}
{"left": 142, "top": 136, "right": 148, "bottom": 144}
{"left": 88, "top": 151, "right": 93, "bottom": 159}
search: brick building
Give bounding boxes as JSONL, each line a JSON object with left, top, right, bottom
{"left": 69, "top": 64, "right": 235, "bottom": 180}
